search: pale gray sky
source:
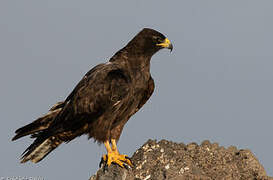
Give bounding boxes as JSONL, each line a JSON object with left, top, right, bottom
{"left": 1, "top": 1, "right": 273, "bottom": 179}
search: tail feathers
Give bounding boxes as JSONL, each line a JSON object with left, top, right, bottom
{"left": 12, "top": 102, "right": 64, "bottom": 141}
{"left": 21, "top": 136, "right": 62, "bottom": 163}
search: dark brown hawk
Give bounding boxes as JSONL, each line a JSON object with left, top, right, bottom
{"left": 12, "top": 28, "right": 173, "bottom": 168}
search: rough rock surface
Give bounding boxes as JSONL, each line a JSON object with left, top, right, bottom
{"left": 90, "top": 139, "right": 272, "bottom": 180}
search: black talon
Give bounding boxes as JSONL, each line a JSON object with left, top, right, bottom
{"left": 112, "top": 162, "right": 124, "bottom": 168}
{"left": 125, "top": 156, "right": 134, "bottom": 167}
{"left": 99, "top": 157, "right": 104, "bottom": 168}
{"left": 125, "top": 156, "right": 131, "bottom": 160}
{"left": 112, "top": 162, "right": 118, "bottom": 166}
{"left": 103, "top": 164, "right": 108, "bottom": 172}
{"left": 123, "top": 163, "right": 130, "bottom": 170}
{"left": 100, "top": 155, "right": 109, "bottom": 172}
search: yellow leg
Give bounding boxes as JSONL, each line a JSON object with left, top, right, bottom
{"left": 104, "top": 140, "right": 112, "bottom": 153}
{"left": 101, "top": 139, "right": 133, "bottom": 168}
{"left": 111, "top": 139, "right": 118, "bottom": 152}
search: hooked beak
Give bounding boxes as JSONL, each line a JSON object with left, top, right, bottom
{"left": 156, "top": 38, "right": 173, "bottom": 52}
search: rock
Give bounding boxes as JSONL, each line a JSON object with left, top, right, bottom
{"left": 90, "top": 139, "right": 272, "bottom": 180}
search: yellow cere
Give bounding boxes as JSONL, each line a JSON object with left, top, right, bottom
{"left": 156, "top": 38, "right": 171, "bottom": 48}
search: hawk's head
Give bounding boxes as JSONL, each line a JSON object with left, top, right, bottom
{"left": 127, "top": 28, "right": 173, "bottom": 56}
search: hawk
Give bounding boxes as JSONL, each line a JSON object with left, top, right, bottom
{"left": 12, "top": 28, "right": 173, "bottom": 168}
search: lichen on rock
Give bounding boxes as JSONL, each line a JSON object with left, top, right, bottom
{"left": 90, "top": 139, "right": 272, "bottom": 180}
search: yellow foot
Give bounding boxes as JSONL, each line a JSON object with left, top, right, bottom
{"left": 100, "top": 151, "right": 133, "bottom": 168}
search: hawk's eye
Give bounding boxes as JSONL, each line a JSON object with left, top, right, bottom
{"left": 152, "top": 36, "right": 162, "bottom": 43}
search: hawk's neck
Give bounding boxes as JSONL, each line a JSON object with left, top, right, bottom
{"left": 110, "top": 48, "right": 152, "bottom": 75}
